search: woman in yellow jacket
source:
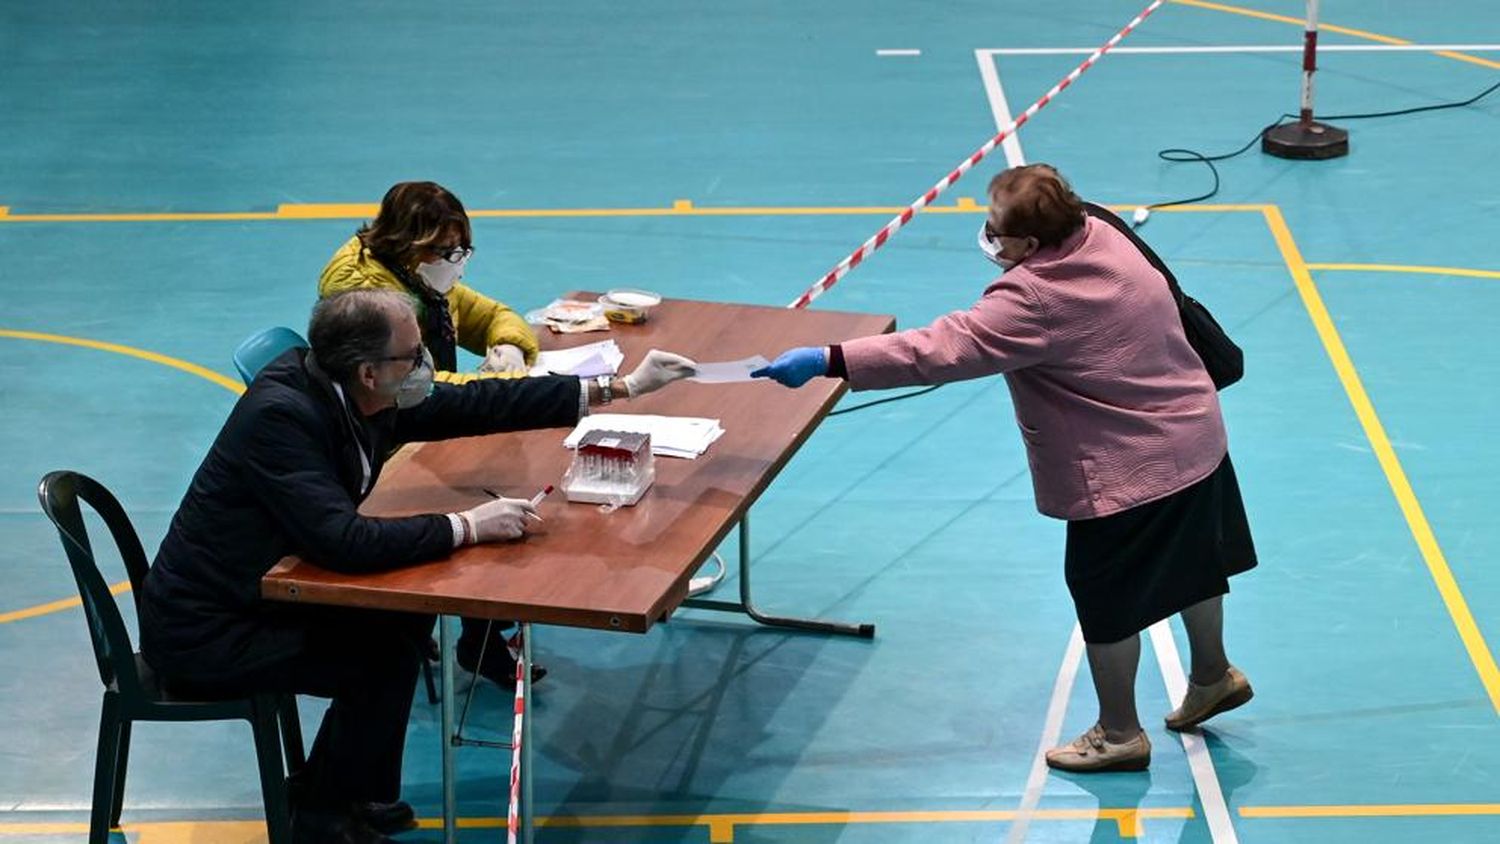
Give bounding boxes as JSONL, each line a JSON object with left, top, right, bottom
{"left": 319, "top": 181, "right": 538, "bottom": 382}
{"left": 318, "top": 180, "right": 545, "bottom": 689}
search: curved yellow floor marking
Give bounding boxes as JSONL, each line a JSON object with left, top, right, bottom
{"left": 0, "top": 329, "right": 243, "bottom": 624}
{"left": 1172, "top": 0, "right": 1500, "bottom": 71}
{"left": 0, "top": 329, "right": 245, "bottom": 395}
{"left": 1307, "top": 262, "right": 1500, "bottom": 281}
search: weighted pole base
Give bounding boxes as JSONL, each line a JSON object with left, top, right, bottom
{"left": 1262, "top": 121, "right": 1349, "bottom": 160}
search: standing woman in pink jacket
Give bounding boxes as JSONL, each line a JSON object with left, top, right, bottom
{"left": 754, "top": 164, "right": 1256, "bottom": 773}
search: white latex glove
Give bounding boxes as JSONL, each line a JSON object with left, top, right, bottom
{"left": 479, "top": 343, "right": 528, "bottom": 374}
{"left": 457, "top": 496, "right": 539, "bottom": 543}
{"left": 623, "top": 349, "right": 697, "bottom": 397}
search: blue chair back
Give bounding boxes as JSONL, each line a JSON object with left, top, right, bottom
{"left": 233, "top": 327, "right": 308, "bottom": 385}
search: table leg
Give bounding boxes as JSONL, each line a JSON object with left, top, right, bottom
{"left": 440, "top": 614, "right": 457, "bottom": 844}
{"left": 681, "top": 513, "right": 875, "bottom": 638}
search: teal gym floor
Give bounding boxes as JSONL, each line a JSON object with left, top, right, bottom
{"left": 3, "top": 1, "right": 1498, "bottom": 841}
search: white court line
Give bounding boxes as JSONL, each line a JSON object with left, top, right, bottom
{"left": 978, "top": 46, "right": 1233, "bottom": 842}
{"left": 982, "top": 54, "right": 1048, "bottom": 842}
{"left": 1004, "top": 624, "right": 1085, "bottom": 844}
{"left": 1148, "top": 620, "right": 1240, "bottom": 843}
{"left": 980, "top": 43, "right": 1500, "bottom": 56}
{"left": 973, "top": 50, "right": 1026, "bottom": 168}
{"left": 876, "top": 49, "right": 921, "bottom": 56}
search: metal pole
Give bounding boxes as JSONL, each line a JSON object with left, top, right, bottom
{"left": 439, "top": 614, "right": 457, "bottom": 844}
{"left": 521, "top": 623, "right": 534, "bottom": 844}
{"left": 1299, "top": 0, "right": 1320, "bottom": 124}
{"left": 1262, "top": 0, "right": 1347, "bottom": 159}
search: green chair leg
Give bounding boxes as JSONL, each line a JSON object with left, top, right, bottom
{"left": 90, "top": 695, "right": 123, "bottom": 844}
{"left": 250, "top": 697, "right": 293, "bottom": 844}
{"left": 278, "top": 695, "right": 305, "bottom": 773}
{"left": 108, "top": 720, "right": 131, "bottom": 826}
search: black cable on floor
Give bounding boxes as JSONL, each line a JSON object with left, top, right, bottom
{"left": 1138, "top": 77, "right": 1500, "bottom": 224}
{"left": 828, "top": 384, "right": 942, "bottom": 416}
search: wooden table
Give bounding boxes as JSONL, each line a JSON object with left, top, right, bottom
{"left": 263, "top": 295, "right": 893, "bottom": 842}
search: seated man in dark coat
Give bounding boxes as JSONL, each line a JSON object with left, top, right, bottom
{"left": 139, "top": 289, "right": 693, "bottom": 843}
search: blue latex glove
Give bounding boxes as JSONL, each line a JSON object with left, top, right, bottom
{"left": 751, "top": 346, "right": 828, "bottom": 388}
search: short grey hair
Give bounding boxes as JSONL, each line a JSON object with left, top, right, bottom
{"left": 308, "top": 289, "right": 417, "bottom": 382}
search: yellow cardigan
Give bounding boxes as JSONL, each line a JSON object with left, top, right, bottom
{"left": 318, "top": 237, "right": 539, "bottom": 383}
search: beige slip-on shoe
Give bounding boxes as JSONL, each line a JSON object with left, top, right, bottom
{"left": 1165, "top": 665, "right": 1253, "bottom": 731}
{"left": 1044, "top": 724, "right": 1152, "bottom": 773}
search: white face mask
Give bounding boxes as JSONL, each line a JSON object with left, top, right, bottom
{"left": 977, "top": 223, "right": 1016, "bottom": 271}
{"left": 415, "top": 254, "right": 467, "bottom": 294}
{"left": 381, "top": 346, "right": 435, "bottom": 409}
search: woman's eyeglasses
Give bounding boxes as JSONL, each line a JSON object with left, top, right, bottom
{"left": 428, "top": 245, "right": 474, "bottom": 264}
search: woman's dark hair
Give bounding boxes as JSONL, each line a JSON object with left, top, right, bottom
{"left": 987, "top": 164, "right": 1085, "bottom": 249}
{"left": 356, "top": 181, "right": 473, "bottom": 271}
{"left": 308, "top": 289, "right": 416, "bottom": 381}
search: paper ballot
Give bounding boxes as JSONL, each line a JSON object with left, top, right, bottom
{"left": 687, "top": 355, "right": 771, "bottom": 384}
{"left": 564, "top": 414, "right": 725, "bottom": 459}
{"left": 528, "top": 340, "right": 625, "bottom": 378}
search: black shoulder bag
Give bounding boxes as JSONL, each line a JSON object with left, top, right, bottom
{"left": 1084, "top": 202, "right": 1244, "bottom": 390}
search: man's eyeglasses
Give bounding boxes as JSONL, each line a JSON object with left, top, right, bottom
{"left": 427, "top": 245, "right": 474, "bottom": 264}
{"left": 381, "top": 345, "right": 427, "bottom": 370}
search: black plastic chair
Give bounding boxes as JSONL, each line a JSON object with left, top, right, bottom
{"left": 38, "top": 470, "right": 304, "bottom": 844}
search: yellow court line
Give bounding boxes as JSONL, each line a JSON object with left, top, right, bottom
{"left": 0, "top": 330, "right": 241, "bottom": 626}
{"left": 0, "top": 211, "right": 282, "bottom": 223}
{"left": 0, "top": 808, "right": 1197, "bottom": 842}
{"left": 12, "top": 804, "right": 1500, "bottom": 840}
{"left": 274, "top": 203, "right": 379, "bottom": 218}
{"left": 0, "top": 580, "right": 131, "bottom": 625}
{"left": 1308, "top": 262, "right": 1500, "bottom": 281}
{"left": 1262, "top": 205, "right": 1500, "bottom": 716}
{"left": 1242, "top": 803, "right": 1500, "bottom": 820}
{"left": 0, "top": 201, "right": 1267, "bottom": 223}
{"left": 0, "top": 329, "right": 244, "bottom": 396}
{"left": 536, "top": 808, "right": 1193, "bottom": 841}
{"left": 1171, "top": 0, "right": 1500, "bottom": 70}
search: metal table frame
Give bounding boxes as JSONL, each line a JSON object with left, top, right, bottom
{"left": 434, "top": 512, "right": 875, "bottom": 843}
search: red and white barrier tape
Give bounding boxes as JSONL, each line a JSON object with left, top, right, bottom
{"left": 507, "top": 631, "right": 525, "bottom": 844}
{"left": 786, "top": 0, "right": 1165, "bottom": 310}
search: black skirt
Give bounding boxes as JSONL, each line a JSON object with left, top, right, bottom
{"left": 1064, "top": 454, "right": 1257, "bottom": 644}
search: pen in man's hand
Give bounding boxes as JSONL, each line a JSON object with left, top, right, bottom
{"left": 481, "top": 485, "right": 553, "bottom": 521}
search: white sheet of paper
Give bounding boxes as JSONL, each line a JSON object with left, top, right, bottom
{"left": 563, "top": 414, "right": 725, "bottom": 459}
{"left": 562, "top": 351, "right": 614, "bottom": 378}
{"left": 687, "top": 355, "right": 771, "bottom": 384}
{"left": 528, "top": 340, "right": 624, "bottom": 377}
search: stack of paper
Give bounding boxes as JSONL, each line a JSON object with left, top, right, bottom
{"left": 563, "top": 414, "right": 726, "bottom": 459}
{"left": 528, "top": 340, "right": 624, "bottom": 378}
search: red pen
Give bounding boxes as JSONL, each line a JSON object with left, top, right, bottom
{"left": 481, "top": 485, "right": 553, "bottom": 522}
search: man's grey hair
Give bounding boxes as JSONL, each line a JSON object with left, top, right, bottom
{"left": 308, "top": 289, "right": 417, "bottom": 382}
